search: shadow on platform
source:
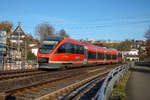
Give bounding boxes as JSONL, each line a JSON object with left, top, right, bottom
{"left": 130, "top": 67, "right": 150, "bottom": 73}
{"left": 135, "top": 62, "right": 150, "bottom": 67}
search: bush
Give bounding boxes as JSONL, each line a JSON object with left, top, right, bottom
{"left": 27, "top": 51, "right": 36, "bottom": 60}
{"left": 109, "top": 71, "right": 131, "bottom": 100}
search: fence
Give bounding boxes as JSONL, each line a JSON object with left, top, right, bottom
{"left": 95, "top": 62, "right": 134, "bottom": 100}
{"left": 0, "top": 60, "right": 38, "bottom": 70}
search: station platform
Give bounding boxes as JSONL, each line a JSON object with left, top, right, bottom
{"left": 126, "top": 63, "right": 150, "bottom": 100}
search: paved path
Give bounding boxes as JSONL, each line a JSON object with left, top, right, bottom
{"left": 126, "top": 65, "right": 150, "bottom": 100}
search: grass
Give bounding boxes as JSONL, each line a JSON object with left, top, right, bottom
{"left": 109, "top": 71, "right": 131, "bottom": 100}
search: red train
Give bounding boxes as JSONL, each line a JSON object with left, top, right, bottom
{"left": 37, "top": 36, "right": 123, "bottom": 69}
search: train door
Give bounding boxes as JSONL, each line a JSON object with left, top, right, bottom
{"left": 104, "top": 50, "right": 107, "bottom": 64}
{"left": 111, "top": 51, "right": 112, "bottom": 63}
{"left": 96, "top": 48, "right": 98, "bottom": 63}
{"left": 84, "top": 46, "right": 88, "bottom": 64}
{"left": 116, "top": 52, "right": 118, "bottom": 63}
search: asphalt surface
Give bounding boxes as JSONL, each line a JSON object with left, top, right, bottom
{"left": 126, "top": 65, "right": 150, "bottom": 100}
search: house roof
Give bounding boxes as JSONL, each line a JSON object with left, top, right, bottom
{"left": 10, "top": 23, "right": 26, "bottom": 40}
{"left": 12, "top": 23, "right": 25, "bottom": 36}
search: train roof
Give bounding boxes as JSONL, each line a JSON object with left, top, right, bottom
{"left": 62, "top": 38, "right": 115, "bottom": 52}
{"left": 43, "top": 36, "right": 118, "bottom": 53}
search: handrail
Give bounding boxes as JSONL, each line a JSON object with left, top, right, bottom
{"left": 95, "top": 62, "right": 134, "bottom": 100}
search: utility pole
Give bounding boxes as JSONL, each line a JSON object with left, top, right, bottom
{"left": 25, "top": 40, "right": 27, "bottom": 62}
{"left": 18, "top": 22, "right": 21, "bottom": 69}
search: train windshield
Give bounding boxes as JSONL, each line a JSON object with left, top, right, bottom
{"left": 39, "top": 40, "right": 59, "bottom": 54}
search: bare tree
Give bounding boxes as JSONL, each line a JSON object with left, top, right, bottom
{"left": 145, "top": 26, "right": 150, "bottom": 40}
{"left": 35, "top": 22, "right": 55, "bottom": 42}
{"left": 145, "top": 26, "right": 150, "bottom": 57}
{"left": 58, "top": 29, "right": 69, "bottom": 38}
{"left": 0, "top": 21, "right": 13, "bottom": 33}
{"left": 114, "top": 39, "right": 132, "bottom": 51}
{"left": 145, "top": 40, "right": 150, "bottom": 56}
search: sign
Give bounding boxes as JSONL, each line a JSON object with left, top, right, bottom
{"left": 43, "top": 41, "right": 58, "bottom": 45}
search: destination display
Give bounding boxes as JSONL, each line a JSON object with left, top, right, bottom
{"left": 43, "top": 41, "right": 58, "bottom": 45}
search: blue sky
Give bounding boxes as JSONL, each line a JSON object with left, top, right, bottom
{"left": 0, "top": 0, "right": 150, "bottom": 41}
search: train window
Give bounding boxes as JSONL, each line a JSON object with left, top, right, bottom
{"left": 98, "top": 53, "right": 104, "bottom": 59}
{"left": 106, "top": 54, "right": 111, "bottom": 59}
{"left": 88, "top": 51, "right": 91, "bottom": 59}
{"left": 56, "top": 44, "right": 66, "bottom": 53}
{"left": 72, "top": 44, "right": 76, "bottom": 53}
{"left": 56, "top": 43, "right": 84, "bottom": 54}
{"left": 75, "top": 44, "right": 84, "bottom": 54}
{"left": 65, "top": 43, "right": 74, "bottom": 53}
{"left": 112, "top": 55, "right": 117, "bottom": 60}
{"left": 109, "top": 54, "right": 112, "bottom": 59}
{"left": 115, "top": 55, "right": 117, "bottom": 59}
{"left": 106, "top": 54, "right": 108, "bottom": 59}
{"left": 56, "top": 43, "right": 75, "bottom": 54}
{"left": 79, "top": 45, "right": 84, "bottom": 54}
{"left": 88, "top": 51, "right": 96, "bottom": 59}
{"left": 118, "top": 53, "right": 122, "bottom": 57}
{"left": 75, "top": 45, "right": 80, "bottom": 54}
{"left": 112, "top": 55, "right": 114, "bottom": 59}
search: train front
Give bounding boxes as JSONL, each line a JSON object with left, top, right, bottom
{"left": 37, "top": 36, "right": 64, "bottom": 69}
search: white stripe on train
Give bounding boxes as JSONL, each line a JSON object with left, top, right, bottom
{"left": 49, "top": 60, "right": 118, "bottom": 63}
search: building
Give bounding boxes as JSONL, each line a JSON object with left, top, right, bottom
{"left": 0, "top": 30, "right": 6, "bottom": 44}
{"left": 31, "top": 48, "right": 38, "bottom": 56}
{"left": 10, "top": 23, "right": 25, "bottom": 43}
{"left": 28, "top": 43, "right": 39, "bottom": 56}
{"left": 0, "top": 30, "right": 6, "bottom": 69}
{"left": 10, "top": 23, "right": 26, "bottom": 59}
{"left": 0, "top": 23, "right": 39, "bottom": 70}
{"left": 123, "top": 49, "right": 139, "bottom": 61}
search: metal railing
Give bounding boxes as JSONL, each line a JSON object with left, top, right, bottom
{"left": 95, "top": 62, "right": 134, "bottom": 100}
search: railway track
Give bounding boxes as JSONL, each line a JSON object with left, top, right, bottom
{"left": 0, "top": 70, "right": 47, "bottom": 81}
{"left": 61, "top": 75, "right": 105, "bottom": 100}
{"left": 0, "top": 64, "right": 120, "bottom": 100}
{"left": 0, "top": 69, "right": 38, "bottom": 75}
